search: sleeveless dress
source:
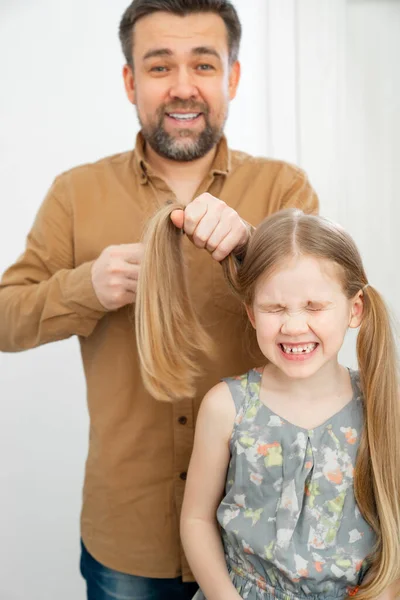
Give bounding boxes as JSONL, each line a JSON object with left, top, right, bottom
{"left": 192, "top": 368, "right": 376, "bottom": 600}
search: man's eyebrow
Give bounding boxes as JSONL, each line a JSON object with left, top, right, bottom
{"left": 143, "top": 48, "right": 173, "bottom": 61}
{"left": 191, "top": 46, "right": 221, "bottom": 60}
{"left": 142, "top": 46, "right": 221, "bottom": 61}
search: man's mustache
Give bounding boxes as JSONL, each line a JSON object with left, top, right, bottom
{"left": 159, "top": 102, "right": 209, "bottom": 116}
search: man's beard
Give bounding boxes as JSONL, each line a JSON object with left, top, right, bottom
{"left": 138, "top": 102, "right": 227, "bottom": 162}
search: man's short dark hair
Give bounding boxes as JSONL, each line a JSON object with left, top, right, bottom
{"left": 119, "top": 0, "right": 242, "bottom": 68}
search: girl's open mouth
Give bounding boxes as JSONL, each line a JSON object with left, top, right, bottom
{"left": 278, "top": 343, "right": 319, "bottom": 361}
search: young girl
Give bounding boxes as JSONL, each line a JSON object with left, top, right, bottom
{"left": 136, "top": 206, "right": 400, "bottom": 600}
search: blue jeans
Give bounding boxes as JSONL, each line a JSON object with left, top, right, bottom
{"left": 80, "top": 541, "right": 199, "bottom": 600}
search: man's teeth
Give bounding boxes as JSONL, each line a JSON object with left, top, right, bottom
{"left": 168, "top": 113, "right": 200, "bottom": 120}
{"left": 281, "top": 343, "right": 317, "bottom": 354}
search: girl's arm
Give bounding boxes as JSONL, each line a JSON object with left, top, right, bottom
{"left": 181, "top": 382, "right": 241, "bottom": 600}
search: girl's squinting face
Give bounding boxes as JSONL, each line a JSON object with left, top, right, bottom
{"left": 247, "top": 255, "right": 363, "bottom": 379}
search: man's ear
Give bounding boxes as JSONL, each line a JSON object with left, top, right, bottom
{"left": 245, "top": 304, "right": 256, "bottom": 329}
{"left": 228, "top": 60, "right": 241, "bottom": 101}
{"left": 349, "top": 290, "right": 364, "bottom": 329}
{"left": 123, "top": 64, "right": 136, "bottom": 105}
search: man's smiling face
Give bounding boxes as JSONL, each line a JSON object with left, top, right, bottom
{"left": 123, "top": 11, "right": 240, "bottom": 161}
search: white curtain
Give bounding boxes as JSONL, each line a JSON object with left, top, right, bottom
{"left": 231, "top": 0, "right": 400, "bottom": 364}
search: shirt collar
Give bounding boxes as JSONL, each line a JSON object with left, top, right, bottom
{"left": 132, "top": 131, "right": 231, "bottom": 185}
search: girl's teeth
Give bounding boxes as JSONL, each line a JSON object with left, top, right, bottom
{"left": 281, "top": 343, "right": 317, "bottom": 354}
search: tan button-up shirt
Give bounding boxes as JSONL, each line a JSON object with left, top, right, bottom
{"left": 0, "top": 134, "right": 318, "bottom": 580}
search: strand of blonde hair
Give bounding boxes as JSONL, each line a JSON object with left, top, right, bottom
{"left": 135, "top": 203, "right": 214, "bottom": 402}
{"left": 353, "top": 286, "right": 400, "bottom": 599}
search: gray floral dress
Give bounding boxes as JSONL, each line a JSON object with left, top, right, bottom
{"left": 193, "top": 368, "right": 376, "bottom": 600}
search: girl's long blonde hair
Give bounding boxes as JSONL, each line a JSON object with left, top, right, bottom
{"left": 135, "top": 203, "right": 214, "bottom": 402}
{"left": 136, "top": 205, "right": 400, "bottom": 599}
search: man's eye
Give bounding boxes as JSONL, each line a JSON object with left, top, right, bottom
{"left": 267, "top": 309, "right": 284, "bottom": 314}
{"left": 151, "top": 66, "right": 168, "bottom": 73}
{"left": 197, "top": 64, "right": 215, "bottom": 71}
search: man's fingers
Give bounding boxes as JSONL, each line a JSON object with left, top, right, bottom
{"left": 183, "top": 199, "right": 209, "bottom": 237}
{"left": 204, "top": 220, "right": 232, "bottom": 252}
{"left": 187, "top": 203, "right": 225, "bottom": 248}
{"left": 126, "top": 268, "right": 139, "bottom": 282}
{"left": 191, "top": 217, "right": 220, "bottom": 249}
{"left": 106, "top": 259, "right": 139, "bottom": 279}
{"left": 112, "top": 243, "right": 144, "bottom": 264}
{"left": 92, "top": 243, "right": 143, "bottom": 310}
{"left": 210, "top": 230, "right": 242, "bottom": 262}
{"left": 123, "top": 262, "right": 140, "bottom": 281}
{"left": 170, "top": 209, "right": 184, "bottom": 229}
{"left": 207, "top": 216, "right": 250, "bottom": 257}
{"left": 124, "top": 279, "right": 138, "bottom": 294}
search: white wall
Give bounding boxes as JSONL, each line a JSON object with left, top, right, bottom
{"left": 344, "top": 0, "right": 400, "bottom": 314}
{"left": 0, "top": 1, "right": 399, "bottom": 599}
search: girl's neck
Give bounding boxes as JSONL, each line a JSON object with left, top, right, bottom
{"left": 262, "top": 360, "right": 349, "bottom": 403}
{"left": 260, "top": 361, "right": 354, "bottom": 430}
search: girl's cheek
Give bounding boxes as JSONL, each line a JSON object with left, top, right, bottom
{"left": 312, "top": 313, "right": 339, "bottom": 333}
{"left": 256, "top": 314, "right": 280, "bottom": 328}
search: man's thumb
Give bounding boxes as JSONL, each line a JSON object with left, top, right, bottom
{"left": 170, "top": 209, "right": 184, "bottom": 229}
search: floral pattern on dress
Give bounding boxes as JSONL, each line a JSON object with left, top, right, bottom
{"left": 192, "top": 368, "right": 376, "bottom": 600}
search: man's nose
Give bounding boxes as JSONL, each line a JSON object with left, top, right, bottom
{"left": 168, "top": 67, "right": 199, "bottom": 100}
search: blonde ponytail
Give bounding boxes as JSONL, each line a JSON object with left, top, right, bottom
{"left": 353, "top": 286, "right": 400, "bottom": 599}
{"left": 135, "top": 203, "right": 214, "bottom": 402}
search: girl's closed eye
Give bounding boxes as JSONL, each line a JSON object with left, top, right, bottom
{"left": 306, "top": 302, "right": 332, "bottom": 312}
{"left": 257, "top": 303, "right": 285, "bottom": 314}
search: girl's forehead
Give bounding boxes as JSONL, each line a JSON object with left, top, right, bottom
{"left": 255, "top": 255, "right": 344, "bottom": 297}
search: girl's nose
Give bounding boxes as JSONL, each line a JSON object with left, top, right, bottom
{"left": 280, "top": 313, "right": 309, "bottom": 336}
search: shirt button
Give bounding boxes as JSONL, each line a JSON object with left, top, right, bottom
{"left": 178, "top": 416, "right": 187, "bottom": 425}
{"left": 180, "top": 472, "right": 187, "bottom": 481}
